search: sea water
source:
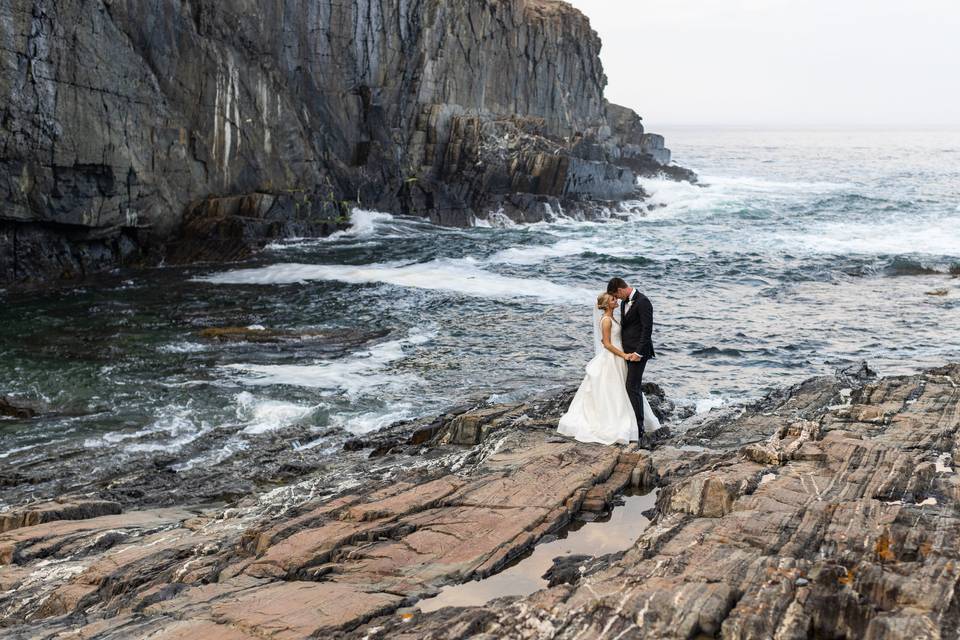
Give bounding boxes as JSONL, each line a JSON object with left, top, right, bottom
{"left": 1, "top": 127, "right": 958, "bottom": 501}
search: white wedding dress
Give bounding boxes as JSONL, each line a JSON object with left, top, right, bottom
{"left": 557, "top": 316, "right": 660, "bottom": 445}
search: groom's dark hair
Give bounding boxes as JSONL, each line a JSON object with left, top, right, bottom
{"left": 607, "top": 277, "right": 628, "bottom": 293}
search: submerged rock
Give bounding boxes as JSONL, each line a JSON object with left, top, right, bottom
{"left": 0, "top": 397, "right": 36, "bottom": 420}
{"left": 197, "top": 326, "right": 389, "bottom": 346}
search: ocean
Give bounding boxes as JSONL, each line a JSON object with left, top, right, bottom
{"left": 2, "top": 127, "right": 958, "bottom": 505}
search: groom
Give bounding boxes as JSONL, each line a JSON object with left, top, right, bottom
{"left": 607, "top": 277, "right": 655, "bottom": 439}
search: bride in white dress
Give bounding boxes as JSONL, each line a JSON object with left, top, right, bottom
{"left": 558, "top": 292, "right": 660, "bottom": 445}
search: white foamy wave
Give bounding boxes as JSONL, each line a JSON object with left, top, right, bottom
{"left": 157, "top": 342, "right": 208, "bottom": 354}
{"left": 0, "top": 443, "right": 44, "bottom": 459}
{"left": 84, "top": 407, "right": 210, "bottom": 454}
{"left": 265, "top": 209, "right": 393, "bottom": 249}
{"left": 223, "top": 361, "right": 414, "bottom": 395}
{"left": 327, "top": 209, "right": 394, "bottom": 239}
{"left": 472, "top": 208, "right": 517, "bottom": 228}
{"left": 784, "top": 217, "right": 960, "bottom": 257}
{"left": 487, "top": 239, "right": 596, "bottom": 265}
{"left": 235, "top": 391, "right": 320, "bottom": 434}
{"left": 637, "top": 173, "right": 855, "bottom": 221}
{"left": 695, "top": 397, "right": 727, "bottom": 414}
{"left": 173, "top": 438, "right": 249, "bottom": 472}
{"left": 471, "top": 216, "right": 492, "bottom": 228}
{"left": 199, "top": 258, "right": 592, "bottom": 304}
{"left": 223, "top": 328, "right": 434, "bottom": 396}
{"left": 124, "top": 427, "right": 211, "bottom": 454}
{"left": 702, "top": 174, "right": 855, "bottom": 193}
{"left": 330, "top": 403, "right": 415, "bottom": 436}
{"left": 638, "top": 177, "right": 729, "bottom": 218}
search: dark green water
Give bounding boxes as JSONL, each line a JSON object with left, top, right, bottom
{"left": 2, "top": 128, "right": 958, "bottom": 508}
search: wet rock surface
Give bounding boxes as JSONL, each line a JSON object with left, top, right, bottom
{"left": 0, "top": 397, "right": 37, "bottom": 420}
{"left": 0, "top": 391, "right": 630, "bottom": 636}
{"left": 5, "top": 364, "right": 958, "bottom": 638}
{"left": 0, "top": 0, "right": 691, "bottom": 288}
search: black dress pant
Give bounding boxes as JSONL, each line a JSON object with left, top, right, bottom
{"left": 625, "top": 356, "right": 649, "bottom": 437}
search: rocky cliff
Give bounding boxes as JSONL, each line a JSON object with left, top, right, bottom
{"left": 0, "top": 0, "right": 688, "bottom": 286}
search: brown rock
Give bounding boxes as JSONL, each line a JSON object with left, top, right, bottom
{"left": 7, "top": 364, "right": 960, "bottom": 640}
{"left": 133, "top": 620, "right": 260, "bottom": 640}
{"left": 794, "top": 442, "right": 827, "bottom": 461}
{"left": 210, "top": 582, "right": 402, "bottom": 638}
{"left": 0, "top": 508, "right": 191, "bottom": 565}
{"left": 362, "top": 364, "right": 960, "bottom": 640}
{"left": 341, "top": 476, "right": 463, "bottom": 522}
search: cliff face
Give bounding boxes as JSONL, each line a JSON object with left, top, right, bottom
{"left": 0, "top": 0, "right": 683, "bottom": 285}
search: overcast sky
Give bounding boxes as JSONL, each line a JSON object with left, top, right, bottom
{"left": 566, "top": 0, "right": 960, "bottom": 127}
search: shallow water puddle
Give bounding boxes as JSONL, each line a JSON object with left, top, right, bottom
{"left": 417, "top": 488, "right": 658, "bottom": 612}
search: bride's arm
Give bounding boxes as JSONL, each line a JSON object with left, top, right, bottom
{"left": 601, "top": 317, "right": 629, "bottom": 360}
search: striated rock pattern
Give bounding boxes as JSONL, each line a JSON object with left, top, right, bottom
{"left": 1, "top": 363, "right": 959, "bottom": 638}
{"left": 368, "top": 364, "right": 960, "bottom": 639}
{"left": 0, "top": 0, "right": 687, "bottom": 286}
{"left": 0, "top": 415, "right": 637, "bottom": 636}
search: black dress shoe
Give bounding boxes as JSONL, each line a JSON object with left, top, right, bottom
{"left": 638, "top": 433, "right": 660, "bottom": 451}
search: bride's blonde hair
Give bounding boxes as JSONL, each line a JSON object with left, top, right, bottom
{"left": 596, "top": 292, "right": 615, "bottom": 310}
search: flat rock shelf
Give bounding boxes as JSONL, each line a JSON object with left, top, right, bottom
{"left": 1, "top": 363, "right": 959, "bottom": 639}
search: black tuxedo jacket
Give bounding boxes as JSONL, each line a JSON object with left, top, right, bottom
{"left": 621, "top": 291, "right": 655, "bottom": 358}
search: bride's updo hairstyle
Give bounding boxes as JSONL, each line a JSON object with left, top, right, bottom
{"left": 597, "top": 292, "right": 615, "bottom": 310}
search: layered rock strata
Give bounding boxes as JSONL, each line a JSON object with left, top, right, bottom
{"left": 2, "top": 363, "right": 959, "bottom": 638}
{"left": 0, "top": 0, "right": 689, "bottom": 287}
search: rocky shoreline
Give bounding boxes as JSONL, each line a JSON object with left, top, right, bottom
{"left": 1, "top": 0, "right": 694, "bottom": 289}
{"left": 2, "top": 362, "right": 959, "bottom": 638}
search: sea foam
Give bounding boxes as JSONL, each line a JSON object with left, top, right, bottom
{"left": 235, "top": 391, "right": 320, "bottom": 434}
{"left": 784, "top": 216, "right": 960, "bottom": 257}
{"left": 199, "top": 258, "right": 592, "bottom": 304}
{"left": 223, "top": 327, "right": 434, "bottom": 396}
{"left": 265, "top": 209, "right": 394, "bottom": 249}
{"left": 83, "top": 406, "right": 212, "bottom": 455}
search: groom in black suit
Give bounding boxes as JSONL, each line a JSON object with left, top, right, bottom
{"left": 607, "top": 277, "right": 656, "bottom": 439}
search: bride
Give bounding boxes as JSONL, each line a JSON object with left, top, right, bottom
{"left": 558, "top": 292, "right": 660, "bottom": 445}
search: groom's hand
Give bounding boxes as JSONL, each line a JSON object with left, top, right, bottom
{"left": 626, "top": 353, "right": 641, "bottom": 362}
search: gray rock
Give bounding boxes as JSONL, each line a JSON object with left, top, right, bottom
{"left": 542, "top": 554, "right": 592, "bottom": 587}
{"left": 0, "top": 0, "right": 692, "bottom": 288}
{"left": 0, "top": 397, "right": 37, "bottom": 419}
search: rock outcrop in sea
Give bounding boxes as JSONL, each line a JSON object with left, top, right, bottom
{"left": 0, "top": 0, "right": 691, "bottom": 287}
{"left": 2, "top": 363, "right": 959, "bottom": 638}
